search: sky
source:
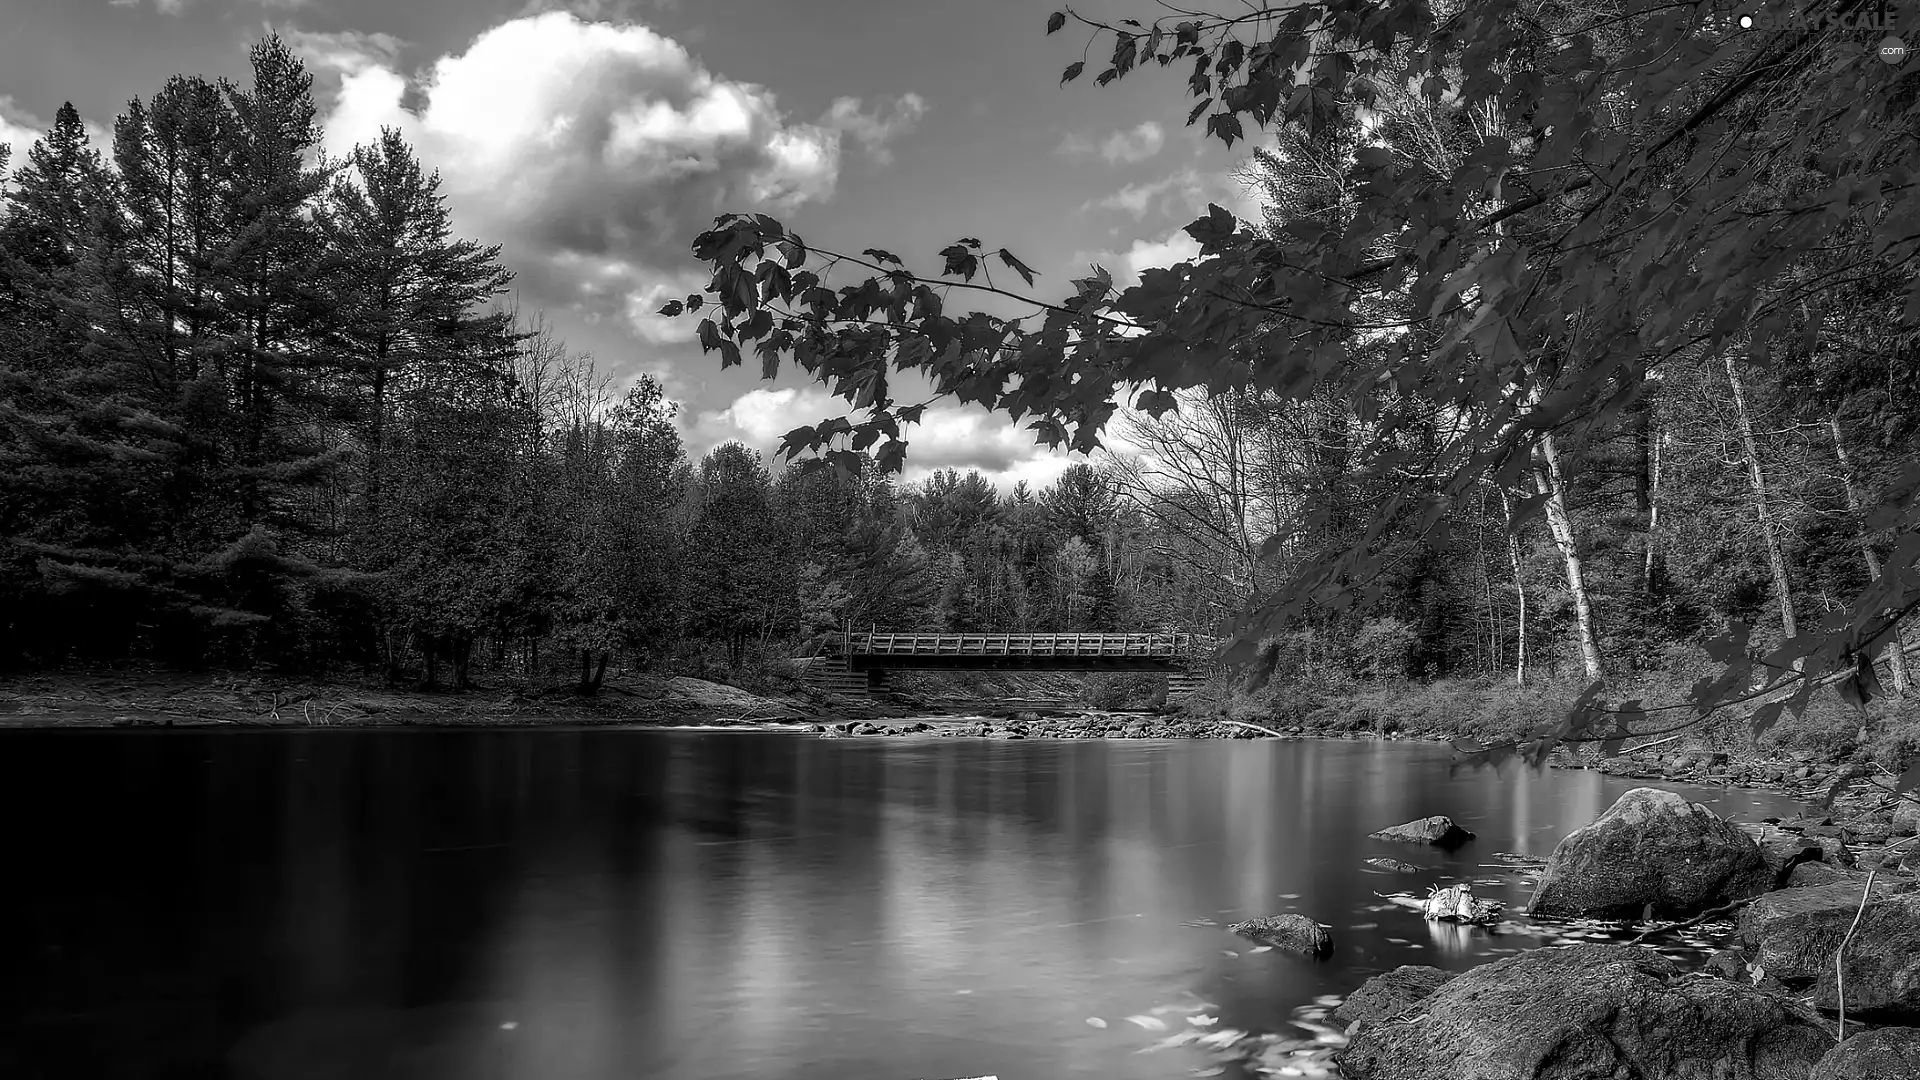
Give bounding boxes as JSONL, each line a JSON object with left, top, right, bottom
{"left": 0, "top": 0, "right": 1269, "bottom": 491}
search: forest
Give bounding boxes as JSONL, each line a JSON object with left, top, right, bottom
{"left": 0, "top": 24, "right": 1915, "bottom": 753}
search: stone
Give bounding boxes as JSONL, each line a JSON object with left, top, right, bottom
{"left": 1226, "top": 914, "right": 1333, "bottom": 956}
{"left": 1368, "top": 815, "right": 1475, "bottom": 850}
{"left": 1789, "top": 860, "right": 1868, "bottom": 888}
{"left": 1365, "top": 858, "right": 1424, "bottom": 874}
{"left": 1894, "top": 800, "right": 1920, "bottom": 838}
{"left": 1810, "top": 1026, "right": 1920, "bottom": 1080}
{"left": 1758, "top": 835, "right": 1826, "bottom": 889}
{"left": 1334, "top": 944, "right": 1830, "bottom": 1080}
{"left": 1739, "top": 879, "right": 1911, "bottom": 986}
{"left": 1330, "top": 965, "right": 1454, "bottom": 1028}
{"left": 1847, "top": 825, "right": 1893, "bottom": 846}
{"left": 1811, "top": 892, "right": 1920, "bottom": 1022}
{"left": 1525, "top": 788, "right": 1771, "bottom": 919}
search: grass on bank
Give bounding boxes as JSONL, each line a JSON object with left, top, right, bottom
{"left": 1185, "top": 657, "right": 1920, "bottom": 769}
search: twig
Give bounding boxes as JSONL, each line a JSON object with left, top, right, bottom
{"left": 1620, "top": 731, "right": 1690, "bottom": 756}
{"left": 1836, "top": 869, "right": 1878, "bottom": 1045}
{"left": 1628, "top": 896, "right": 1760, "bottom": 944}
{"left": 1217, "top": 718, "right": 1289, "bottom": 738}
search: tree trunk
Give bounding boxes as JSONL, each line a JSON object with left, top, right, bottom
{"left": 1725, "top": 356, "right": 1798, "bottom": 644}
{"left": 421, "top": 635, "right": 439, "bottom": 691}
{"left": 452, "top": 635, "right": 473, "bottom": 690}
{"left": 1642, "top": 396, "right": 1665, "bottom": 596}
{"left": 1532, "top": 432, "right": 1603, "bottom": 684}
{"left": 1830, "top": 412, "right": 1911, "bottom": 694}
{"left": 1499, "top": 485, "right": 1529, "bottom": 686}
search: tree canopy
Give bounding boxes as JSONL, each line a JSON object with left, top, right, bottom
{"left": 675, "top": 0, "right": 1920, "bottom": 779}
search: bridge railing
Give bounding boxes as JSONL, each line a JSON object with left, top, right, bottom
{"left": 846, "top": 632, "right": 1203, "bottom": 658}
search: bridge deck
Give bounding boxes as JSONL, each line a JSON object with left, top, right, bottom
{"left": 850, "top": 632, "right": 1194, "bottom": 657}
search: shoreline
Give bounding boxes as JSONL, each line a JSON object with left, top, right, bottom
{"left": 0, "top": 668, "right": 1877, "bottom": 810}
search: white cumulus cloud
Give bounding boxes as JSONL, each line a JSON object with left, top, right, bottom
{"left": 312, "top": 12, "right": 850, "bottom": 349}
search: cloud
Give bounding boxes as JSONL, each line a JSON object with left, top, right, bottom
{"left": 282, "top": 28, "right": 405, "bottom": 79}
{"left": 692, "top": 389, "right": 1099, "bottom": 490}
{"left": 821, "top": 93, "right": 928, "bottom": 165}
{"left": 1070, "top": 225, "right": 1205, "bottom": 292}
{"left": 0, "top": 97, "right": 45, "bottom": 176}
{"left": 0, "top": 98, "right": 112, "bottom": 179}
{"left": 1083, "top": 167, "right": 1209, "bottom": 219}
{"left": 1060, "top": 121, "right": 1165, "bottom": 165}
{"left": 113, "top": 0, "right": 310, "bottom": 12}
{"left": 314, "top": 12, "right": 850, "bottom": 350}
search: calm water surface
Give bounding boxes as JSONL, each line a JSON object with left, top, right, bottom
{"left": 0, "top": 728, "right": 1807, "bottom": 1080}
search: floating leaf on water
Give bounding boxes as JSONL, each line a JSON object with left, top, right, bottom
{"left": 1248, "top": 945, "right": 1273, "bottom": 954}
{"left": 1348, "top": 922, "right": 1378, "bottom": 930}
{"left": 1197, "top": 1027, "right": 1248, "bottom": 1049}
{"left": 1222, "top": 950, "right": 1239, "bottom": 958}
{"left": 1189, "top": 1068, "right": 1225, "bottom": 1077}
{"left": 1086, "top": 1017, "right": 1107, "bottom": 1028}
{"left": 1125, "top": 1014, "right": 1169, "bottom": 1031}
{"left": 1137, "top": 1029, "right": 1203, "bottom": 1053}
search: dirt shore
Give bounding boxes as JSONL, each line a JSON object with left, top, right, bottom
{"left": 0, "top": 667, "right": 829, "bottom": 730}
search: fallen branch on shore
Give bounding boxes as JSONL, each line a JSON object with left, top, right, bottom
{"left": 1627, "top": 897, "right": 1760, "bottom": 945}
{"left": 1215, "top": 718, "right": 1289, "bottom": 739}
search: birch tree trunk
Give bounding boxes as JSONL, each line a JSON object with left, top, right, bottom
{"left": 1643, "top": 401, "right": 1665, "bottom": 596}
{"left": 1532, "top": 432, "right": 1604, "bottom": 683}
{"left": 1499, "top": 485, "right": 1528, "bottom": 686}
{"left": 1724, "top": 356, "right": 1799, "bottom": 644}
{"left": 1829, "top": 412, "right": 1911, "bottom": 694}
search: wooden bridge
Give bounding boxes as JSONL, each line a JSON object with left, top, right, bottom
{"left": 801, "top": 631, "right": 1211, "bottom": 701}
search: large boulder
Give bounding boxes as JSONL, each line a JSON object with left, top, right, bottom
{"left": 1330, "top": 965, "right": 1454, "bottom": 1028}
{"left": 1369, "top": 815, "right": 1475, "bottom": 850}
{"left": 1227, "top": 914, "right": 1333, "bottom": 956}
{"left": 1810, "top": 892, "right": 1920, "bottom": 1022}
{"left": 1738, "top": 879, "right": 1911, "bottom": 985}
{"left": 1334, "top": 944, "right": 1831, "bottom": 1080}
{"left": 1810, "top": 1027, "right": 1920, "bottom": 1080}
{"left": 1525, "top": 788, "right": 1771, "bottom": 919}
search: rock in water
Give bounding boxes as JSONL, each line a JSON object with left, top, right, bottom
{"left": 1368, "top": 815, "right": 1475, "bottom": 850}
{"left": 1811, "top": 892, "right": 1920, "bottom": 1022}
{"left": 1226, "top": 914, "right": 1333, "bottom": 957}
{"left": 1420, "top": 883, "right": 1503, "bottom": 924}
{"left": 1810, "top": 1027, "right": 1920, "bottom": 1080}
{"left": 1365, "top": 857, "right": 1423, "bottom": 874}
{"left": 1330, "top": 965, "right": 1455, "bottom": 1028}
{"left": 1334, "top": 944, "right": 1831, "bottom": 1080}
{"left": 1738, "top": 879, "right": 1911, "bottom": 986}
{"left": 1525, "top": 787, "right": 1770, "bottom": 919}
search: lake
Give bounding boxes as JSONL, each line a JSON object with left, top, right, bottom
{"left": 0, "top": 728, "right": 1807, "bottom": 1080}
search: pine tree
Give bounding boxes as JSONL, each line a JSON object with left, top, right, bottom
{"left": 214, "top": 35, "right": 338, "bottom": 532}
{"left": 319, "top": 127, "right": 514, "bottom": 520}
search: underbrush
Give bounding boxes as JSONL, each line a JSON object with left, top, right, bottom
{"left": 1188, "top": 647, "right": 1920, "bottom": 769}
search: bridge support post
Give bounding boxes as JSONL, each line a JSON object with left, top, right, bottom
{"left": 1166, "top": 670, "right": 1203, "bottom": 705}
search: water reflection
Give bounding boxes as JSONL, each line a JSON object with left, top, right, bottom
{"left": 0, "top": 730, "right": 1806, "bottom": 1080}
